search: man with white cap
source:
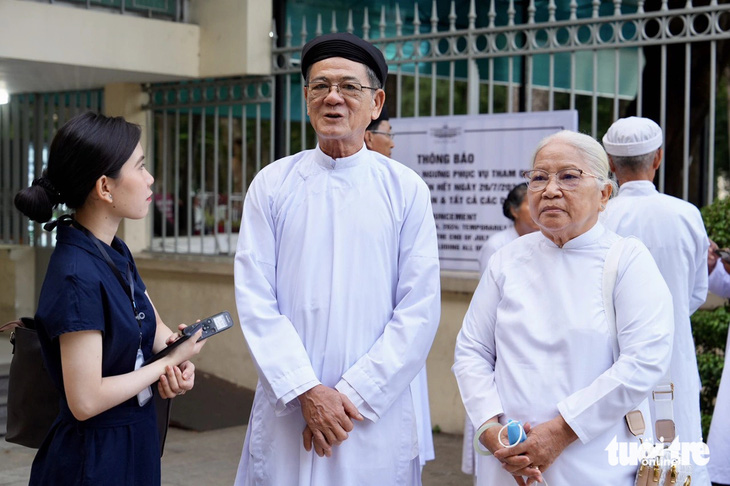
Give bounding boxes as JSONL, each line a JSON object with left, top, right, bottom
{"left": 602, "top": 116, "right": 710, "bottom": 486}
{"left": 233, "top": 32, "right": 440, "bottom": 485}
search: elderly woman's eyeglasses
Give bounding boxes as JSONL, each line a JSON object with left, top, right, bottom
{"left": 369, "top": 130, "right": 395, "bottom": 140}
{"left": 522, "top": 168, "right": 600, "bottom": 191}
{"left": 306, "top": 81, "right": 379, "bottom": 99}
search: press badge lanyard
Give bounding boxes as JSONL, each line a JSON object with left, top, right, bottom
{"left": 46, "top": 215, "right": 153, "bottom": 406}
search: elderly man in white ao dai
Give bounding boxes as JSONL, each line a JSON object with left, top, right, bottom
{"left": 602, "top": 117, "right": 710, "bottom": 486}
{"left": 233, "top": 32, "right": 440, "bottom": 486}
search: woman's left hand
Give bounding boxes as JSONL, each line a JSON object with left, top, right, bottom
{"left": 157, "top": 360, "right": 195, "bottom": 399}
{"left": 494, "top": 415, "right": 577, "bottom": 485}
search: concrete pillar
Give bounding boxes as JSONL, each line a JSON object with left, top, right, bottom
{"left": 191, "top": 0, "right": 272, "bottom": 77}
{"left": 103, "top": 83, "right": 151, "bottom": 255}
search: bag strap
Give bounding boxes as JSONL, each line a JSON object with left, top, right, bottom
{"left": 0, "top": 319, "right": 23, "bottom": 333}
{"left": 602, "top": 237, "right": 676, "bottom": 443}
{"left": 1, "top": 319, "right": 24, "bottom": 354}
{"left": 602, "top": 238, "right": 626, "bottom": 362}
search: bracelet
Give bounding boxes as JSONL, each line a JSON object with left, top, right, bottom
{"left": 474, "top": 422, "right": 547, "bottom": 485}
{"left": 473, "top": 419, "right": 527, "bottom": 456}
{"left": 473, "top": 421, "right": 503, "bottom": 456}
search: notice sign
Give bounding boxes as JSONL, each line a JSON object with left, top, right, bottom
{"left": 390, "top": 111, "right": 578, "bottom": 273}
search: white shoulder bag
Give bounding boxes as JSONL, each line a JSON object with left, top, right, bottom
{"left": 602, "top": 238, "right": 692, "bottom": 486}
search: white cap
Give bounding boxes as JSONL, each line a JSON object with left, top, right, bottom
{"left": 602, "top": 117, "right": 663, "bottom": 157}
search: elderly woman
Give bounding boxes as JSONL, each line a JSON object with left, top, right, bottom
{"left": 453, "top": 130, "right": 674, "bottom": 485}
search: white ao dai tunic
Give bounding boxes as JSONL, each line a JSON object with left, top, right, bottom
{"left": 454, "top": 223, "right": 674, "bottom": 485}
{"left": 233, "top": 145, "right": 441, "bottom": 486}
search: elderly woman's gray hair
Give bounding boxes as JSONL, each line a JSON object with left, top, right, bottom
{"left": 532, "top": 130, "right": 618, "bottom": 196}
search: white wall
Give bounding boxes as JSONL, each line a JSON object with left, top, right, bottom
{"left": 0, "top": 0, "right": 200, "bottom": 79}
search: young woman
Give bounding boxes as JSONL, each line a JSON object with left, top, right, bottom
{"left": 14, "top": 112, "right": 206, "bottom": 485}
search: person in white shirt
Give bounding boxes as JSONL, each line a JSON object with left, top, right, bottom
{"left": 364, "top": 105, "right": 395, "bottom": 158}
{"left": 454, "top": 130, "right": 674, "bottom": 485}
{"left": 705, "top": 241, "right": 730, "bottom": 486}
{"left": 602, "top": 116, "right": 710, "bottom": 486}
{"left": 476, "top": 182, "right": 539, "bottom": 276}
{"left": 233, "top": 32, "right": 441, "bottom": 486}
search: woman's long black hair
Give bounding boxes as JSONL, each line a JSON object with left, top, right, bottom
{"left": 14, "top": 112, "right": 141, "bottom": 224}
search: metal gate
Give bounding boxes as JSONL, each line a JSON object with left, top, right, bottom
{"left": 272, "top": 0, "right": 730, "bottom": 205}
{"left": 0, "top": 90, "right": 104, "bottom": 246}
{"left": 145, "top": 77, "right": 274, "bottom": 255}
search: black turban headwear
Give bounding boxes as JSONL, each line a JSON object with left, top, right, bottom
{"left": 301, "top": 33, "right": 388, "bottom": 87}
{"left": 367, "top": 105, "right": 389, "bottom": 131}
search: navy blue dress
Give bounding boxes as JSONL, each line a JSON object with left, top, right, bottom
{"left": 30, "top": 224, "right": 160, "bottom": 486}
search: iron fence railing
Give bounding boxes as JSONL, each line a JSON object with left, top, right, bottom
{"left": 145, "top": 78, "right": 274, "bottom": 255}
{"left": 273, "top": 0, "right": 730, "bottom": 205}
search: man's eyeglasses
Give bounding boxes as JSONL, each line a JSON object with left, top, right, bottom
{"left": 522, "top": 168, "right": 600, "bottom": 191}
{"left": 369, "top": 130, "right": 395, "bottom": 140}
{"left": 305, "top": 81, "right": 379, "bottom": 99}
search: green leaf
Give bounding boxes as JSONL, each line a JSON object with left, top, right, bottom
{"left": 702, "top": 197, "right": 730, "bottom": 248}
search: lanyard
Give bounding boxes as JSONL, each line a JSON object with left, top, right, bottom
{"left": 47, "top": 215, "right": 145, "bottom": 336}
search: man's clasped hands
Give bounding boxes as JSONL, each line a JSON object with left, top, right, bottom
{"left": 298, "top": 384, "right": 363, "bottom": 458}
